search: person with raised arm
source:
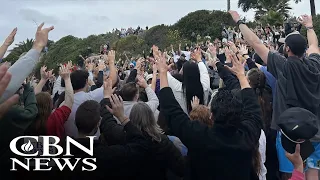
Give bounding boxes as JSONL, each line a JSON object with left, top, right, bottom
{"left": 158, "top": 50, "right": 262, "bottom": 179}
{"left": 0, "top": 23, "right": 54, "bottom": 103}
{"left": 64, "top": 50, "right": 117, "bottom": 138}
{"left": 230, "top": 10, "right": 320, "bottom": 180}
{"left": 0, "top": 28, "right": 17, "bottom": 61}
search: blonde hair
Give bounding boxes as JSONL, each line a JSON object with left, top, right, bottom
{"left": 130, "top": 102, "right": 163, "bottom": 142}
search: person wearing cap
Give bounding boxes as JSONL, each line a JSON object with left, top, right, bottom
{"left": 176, "top": 53, "right": 187, "bottom": 72}
{"left": 230, "top": 10, "right": 320, "bottom": 179}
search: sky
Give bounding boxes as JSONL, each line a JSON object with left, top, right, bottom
{"left": 0, "top": 0, "right": 318, "bottom": 51}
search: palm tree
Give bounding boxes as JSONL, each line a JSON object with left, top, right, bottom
{"left": 254, "top": 0, "right": 292, "bottom": 21}
{"left": 4, "top": 38, "right": 34, "bottom": 63}
{"left": 294, "top": 0, "right": 316, "bottom": 17}
{"left": 238, "top": 0, "right": 292, "bottom": 21}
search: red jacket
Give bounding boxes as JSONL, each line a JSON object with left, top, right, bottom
{"left": 46, "top": 106, "right": 71, "bottom": 139}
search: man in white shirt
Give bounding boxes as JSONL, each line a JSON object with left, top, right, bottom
{"left": 64, "top": 50, "right": 117, "bottom": 138}
{"left": 179, "top": 43, "right": 191, "bottom": 61}
{"left": 64, "top": 70, "right": 104, "bottom": 138}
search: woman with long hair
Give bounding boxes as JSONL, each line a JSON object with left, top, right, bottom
{"left": 129, "top": 102, "right": 185, "bottom": 179}
{"left": 102, "top": 93, "right": 186, "bottom": 179}
{"left": 27, "top": 64, "right": 74, "bottom": 139}
{"left": 165, "top": 48, "right": 210, "bottom": 113}
{"left": 247, "top": 68, "right": 276, "bottom": 180}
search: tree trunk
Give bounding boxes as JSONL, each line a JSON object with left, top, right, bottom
{"left": 227, "top": 0, "right": 231, "bottom": 11}
{"left": 310, "top": 0, "right": 316, "bottom": 17}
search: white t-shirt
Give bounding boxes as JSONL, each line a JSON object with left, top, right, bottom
{"left": 181, "top": 51, "right": 191, "bottom": 61}
{"left": 64, "top": 87, "right": 104, "bottom": 138}
{"left": 259, "top": 130, "right": 267, "bottom": 180}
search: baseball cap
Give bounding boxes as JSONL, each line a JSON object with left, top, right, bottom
{"left": 180, "top": 53, "right": 186, "bottom": 57}
{"left": 278, "top": 31, "right": 300, "bottom": 44}
{"left": 278, "top": 107, "right": 318, "bottom": 160}
{"left": 146, "top": 74, "right": 153, "bottom": 82}
{"left": 279, "top": 31, "right": 307, "bottom": 56}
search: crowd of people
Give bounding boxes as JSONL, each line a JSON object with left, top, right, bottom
{"left": 112, "top": 26, "right": 147, "bottom": 38}
{"left": 0, "top": 10, "right": 319, "bottom": 180}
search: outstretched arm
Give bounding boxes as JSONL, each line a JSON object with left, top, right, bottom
{"left": 0, "top": 28, "right": 17, "bottom": 60}
{"left": 107, "top": 50, "right": 118, "bottom": 87}
{"left": 229, "top": 11, "right": 269, "bottom": 64}
{"left": 0, "top": 23, "right": 54, "bottom": 103}
{"left": 297, "top": 15, "right": 319, "bottom": 54}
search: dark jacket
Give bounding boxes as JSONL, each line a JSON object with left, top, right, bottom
{"left": 160, "top": 87, "right": 262, "bottom": 180}
{"left": 100, "top": 98, "right": 186, "bottom": 180}
{"left": 67, "top": 121, "right": 149, "bottom": 180}
{"left": 0, "top": 83, "right": 38, "bottom": 176}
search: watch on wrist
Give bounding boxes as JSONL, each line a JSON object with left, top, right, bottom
{"left": 237, "top": 20, "right": 245, "bottom": 26}
{"left": 306, "top": 26, "right": 314, "bottom": 30}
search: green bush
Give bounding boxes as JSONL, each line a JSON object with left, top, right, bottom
{"left": 174, "top": 10, "right": 235, "bottom": 41}
{"left": 4, "top": 9, "right": 320, "bottom": 70}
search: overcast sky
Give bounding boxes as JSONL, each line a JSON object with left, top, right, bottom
{"left": 0, "top": 0, "right": 318, "bottom": 51}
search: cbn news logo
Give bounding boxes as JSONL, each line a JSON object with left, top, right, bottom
{"left": 9, "top": 136, "right": 97, "bottom": 171}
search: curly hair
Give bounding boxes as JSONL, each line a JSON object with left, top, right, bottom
{"left": 210, "top": 88, "right": 243, "bottom": 126}
{"left": 190, "top": 105, "right": 212, "bottom": 128}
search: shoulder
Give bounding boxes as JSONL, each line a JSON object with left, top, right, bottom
{"left": 268, "top": 51, "right": 286, "bottom": 63}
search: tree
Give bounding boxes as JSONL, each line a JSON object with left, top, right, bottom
{"left": 174, "top": 10, "right": 235, "bottom": 40}
{"left": 4, "top": 38, "right": 34, "bottom": 63}
{"left": 238, "top": 0, "right": 292, "bottom": 22}
{"left": 294, "top": 0, "right": 316, "bottom": 17}
{"left": 259, "top": 10, "right": 286, "bottom": 26}
{"left": 255, "top": 0, "right": 292, "bottom": 20}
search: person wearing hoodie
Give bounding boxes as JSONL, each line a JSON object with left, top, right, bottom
{"left": 230, "top": 11, "right": 320, "bottom": 180}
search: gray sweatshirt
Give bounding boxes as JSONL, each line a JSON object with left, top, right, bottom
{"left": 122, "top": 86, "right": 159, "bottom": 120}
{"left": 0, "top": 49, "right": 40, "bottom": 103}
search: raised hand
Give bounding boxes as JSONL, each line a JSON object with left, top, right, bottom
{"left": 229, "top": 10, "right": 240, "bottom": 23}
{"left": 0, "top": 63, "right": 19, "bottom": 119}
{"left": 137, "top": 75, "right": 148, "bottom": 88}
{"left": 239, "top": 44, "right": 248, "bottom": 55}
{"left": 103, "top": 78, "right": 115, "bottom": 98}
{"left": 227, "top": 41, "right": 238, "bottom": 54}
{"left": 225, "top": 52, "right": 246, "bottom": 77}
{"left": 285, "top": 144, "right": 303, "bottom": 173}
{"left": 208, "top": 43, "right": 217, "bottom": 56}
{"left": 86, "top": 62, "right": 94, "bottom": 72}
{"left": 106, "top": 94, "right": 126, "bottom": 123}
{"left": 40, "top": 66, "right": 54, "bottom": 80}
{"left": 297, "top": 15, "right": 313, "bottom": 28}
{"left": 108, "top": 50, "right": 116, "bottom": 64}
{"left": 98, "top": 61, "right": 106, "bottom": 71}
{"left": 59, "top": 64, "right": 71, "bottom": 80}
{"left": 33, "top": 23, "right": 54, "bottom": 52}
{"left": 3, "top": 28, "right": 17, "bottom": 47}
{"left": 66, "top": 61, "right": 74, "bottom": 71}
{"left": 152, "top": 45, "right": 160, "bottom": 58}
{"left": 191, "top": 96, "right": 200, "bottom": 110}
{"left": 152, "top": 63, "right": 158, "bottom": 74}
{"left": 156, "top": 52, "right": 168, "bottom": 73}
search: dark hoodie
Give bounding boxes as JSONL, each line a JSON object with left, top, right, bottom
{"left": 267, "top": 52, "right": 320, "bottom": 141}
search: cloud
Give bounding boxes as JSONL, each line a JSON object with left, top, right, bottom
{"left": 19, "top": 8, "right": 59, "bottom": 24}
{"left": 0, "top": 0, "right": 317, "bottom": 55}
